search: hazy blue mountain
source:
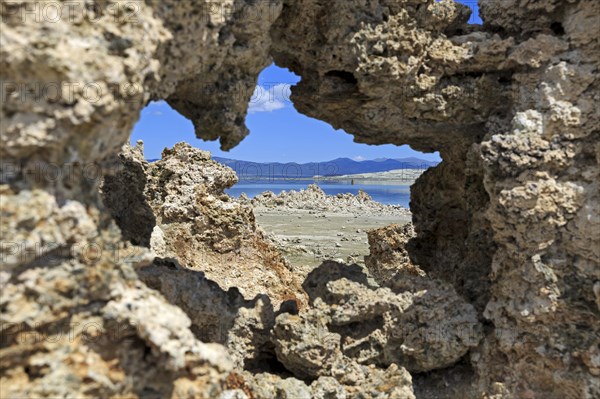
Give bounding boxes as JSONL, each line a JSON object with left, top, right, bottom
{"left": 211, "top": 156, "right": 438, "bottom": 180}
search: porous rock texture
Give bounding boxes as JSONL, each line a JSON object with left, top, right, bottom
{"left": 365, "top": 223, "right": 425, "bottom": 284}
{"left": 275, "top": 261, "right": 482, "bottom": 377}
{"left": 270, "top": 1, "right": 600, "bottom": 397}
{"left": 1, "top": 0, "right": 599, "bottom": 398}
{"left": 0, "top": 188, "right": 233, "bottom": 398}
{"left": 1, "top": 1, "right": 282, "bottom": 397}
{"left": 102, "top": 141, "right": 307, "bottom": 308}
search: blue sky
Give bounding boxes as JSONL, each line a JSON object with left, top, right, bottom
{"left": 131, "top": 1, "right": 480, "bottom": 162}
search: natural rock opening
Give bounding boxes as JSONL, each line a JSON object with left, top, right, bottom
{"left": 2, "top": 1, "right": 598, "bottom": 398}
{"left": 129, "top": 62, "right": 435, "bottom": 275}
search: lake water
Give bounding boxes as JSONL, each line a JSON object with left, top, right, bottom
{"left": 226, "top": 179, "right": 413, "bottom": 208}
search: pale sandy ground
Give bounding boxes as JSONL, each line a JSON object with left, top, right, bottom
{"left": 254, "top": 206, "right": 412, "bottom": 275}
{"left": 313, "top": 168, "right": 425, "bottom": 182}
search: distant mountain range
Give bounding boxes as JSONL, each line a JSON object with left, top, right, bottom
{"left": 211, "top": 157, "right": 439, "bottom": 180}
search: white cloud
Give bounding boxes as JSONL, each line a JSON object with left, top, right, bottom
{"left": 146, "top": 101, "right": 167, "bottom": 116}
{"left": 248, "top": 84, "right": 291, "bottom": 114}
{"left": 248, "top": 98, "right": 285, "bottom": 113}
{"left": 352, "top": 156, "right": 366, "bottom": 161}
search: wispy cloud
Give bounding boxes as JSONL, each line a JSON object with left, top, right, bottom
{"left": 248, "top": 84, "right": 291, "bottom": 114}
{"left": 146, "top": 100, "right": 167, "bottom": 116}
{"left": 352, "top": 156, "right": 366, "bottom": 162}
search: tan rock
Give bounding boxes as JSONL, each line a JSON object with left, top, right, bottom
{"left": 1, "top": 0, "right": 598, "bottom": 397}
{"left": 102, "top": 142, "right": 307, "bottom": 308}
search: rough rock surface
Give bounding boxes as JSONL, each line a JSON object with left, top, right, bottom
{"left": 102, "top": 142, "right": 307, "bottom": 308}
{"left": 0, "top": 190, "right": 232, "bottom": 398}
{"left": 269, "top": 1, "right": 600, "bottom": 396}
{"left": 285, "top": 261, "right": 483, "bottom": 374}
{"left": 134, "top": 258, "right": 275, "bottom": 370}
{"left": 1, "top": 0, "right": 599, "bottom": 397}
{"left": 242, "top": 364, "right": 416, "bottom": 399}
{"left": 364, "top": 223, "right": 425, "bottom": 285}
{"left": 0, "top": 1, "right": 284, "bottom": 396}
{"left": 252, "top": 184, "right": 411, "bottom": 217}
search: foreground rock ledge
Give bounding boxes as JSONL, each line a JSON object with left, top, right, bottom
{"left": 1, "top": 0, "right": 599, "bottom": 398}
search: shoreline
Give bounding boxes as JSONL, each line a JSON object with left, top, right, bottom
{"left": 232, "top": 168, "right": 428, "bottom": 185}
{"left": 313, "top": 168, "right": 425, "bottom": 183}
{"left": 250, "top": 184, "right": 411, "bottom": 275}
{"left": 235, "top": 178, "right": 416, "bottom": 185}
{"left": 254, "top": 206, "right": 411, "bottom": 276}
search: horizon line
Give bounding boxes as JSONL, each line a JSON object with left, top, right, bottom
{"left": 147, "top": 155, "right": 440, "bottom": 164}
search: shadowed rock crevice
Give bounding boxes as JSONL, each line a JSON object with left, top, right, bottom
{"left": 101, "top": 143, "right": 156, "bottom": 247}
{"left": 408, "top": 147, "right": 495, "bottom": 312}
{"left": 135, "top": 257, "right": 282, "bottom": 371}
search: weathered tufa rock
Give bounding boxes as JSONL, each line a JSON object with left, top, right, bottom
{"left": 252, "top": 184, "right": 410, "bottom": 217}
{"left": 102, "top": 142, "right": 307, "bottom": 308}
{"left": 273, "top": 308, "right": 342, "bottom": 380}
{"left": 1, "top": 0, "right": 598, "bottom": 397}
{"left": 135, "top": 257, "right": 301, "bottom": 376}
{"left": 241, "top": 357, "right": 416, "bottom": 399}
{"left": 0, "top": 195, "right": 232, "bottom": 398}
{"left": 364, "top": 223, "right": 425, "bottom": 285}
{"left": 274, "top": 261, "right": 483, "bottom": 375}
{"left": 270, "top": 1, "right": 600, "bottom": 394}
